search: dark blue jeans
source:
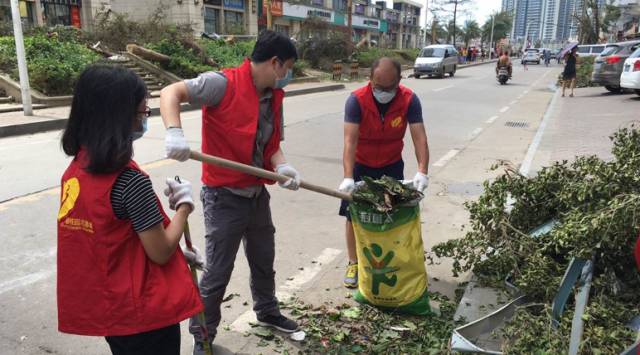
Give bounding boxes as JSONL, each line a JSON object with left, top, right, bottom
{"left": 339, "top": 159, "right": 404, "bottom": 221}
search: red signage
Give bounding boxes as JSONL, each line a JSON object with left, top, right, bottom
{"left": 262, "top": 0, "right": 283, "bottom": 17}
{"left": 70, "top": 6, "right": 81, "bottom": 28}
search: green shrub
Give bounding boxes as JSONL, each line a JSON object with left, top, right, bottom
{"left": 557, "top": 56, "right": 595, "bottom": 88}
{"left": 146, "top": 38, "right": 213, "bottom": 78}
{"left": 200, "top": 39, "right": 255, "bottom": 69}
{"left": 0, "top": 35, "right": 99, "bottom": 95}
{"left": 297, "top": 33, "right": 350, "bottom": 69}
{"left": 293, "top": 59, "right": 309, "bottom": 78}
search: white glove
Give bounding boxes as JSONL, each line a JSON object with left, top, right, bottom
{"left": 412, "top": 172, "right": 429, "bottom": 193}
{"left": 164, "top": 178, "right": 195, "bottom": 211}
{"left": 275, "top": 163, "right": 300, "bottom": 190}
{"left": 338, "top": 178, "right": 356, "bottom": 193}
{"left": 165, "top": 127, "right": 190, "bottom": 162}
{"left": 181, "top": 245, "right": 205, "bottom": 270}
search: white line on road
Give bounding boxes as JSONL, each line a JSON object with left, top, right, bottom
{"left": 433, "top": 85, "right": 454, "bottom": 92}
{"left": 517, "top": 94, "right": 524, "bottom": 99}
{"left": 230, "top": 248, "right": 343, "bottom": 333}
{"left": 469, "top": 127, "right": 484, "bottom": 139}
{"left": 433, "top": 149, "right": 461, "bottom": 167}
{"left": 499, "top": 106, "right": 510, "bottom": 113}
{"left": 486, "top": 116, "right": 499, "bottom": 124}
{"left": 509, "top": 100, "right": 518, "bottom": 105}
{"left": 519, "top": 89, "right": 560, "bottom": 176}
{"left": 0, "top": 270, "right": 54, "bottom": 295}
{"left": 523, "top": 90, "right": 529, "bottom": 94}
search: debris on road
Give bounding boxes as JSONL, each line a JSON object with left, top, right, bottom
{"left": 433, "top": 127, "right": 640, "bottom": 353}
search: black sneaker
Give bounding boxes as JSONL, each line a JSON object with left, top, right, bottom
{"left": 257, "top": 314, "right": 299, "bottom": 333}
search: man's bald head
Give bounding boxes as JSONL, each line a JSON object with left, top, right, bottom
{"left": 370, "top": 57, "right": 401, "bottom": 91}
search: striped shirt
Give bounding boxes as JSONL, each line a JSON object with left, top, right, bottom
{"left": 110, "top": 168, "right": 164, "bottom": 233}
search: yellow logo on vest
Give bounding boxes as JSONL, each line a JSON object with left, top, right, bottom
{"left": 58, "top": 178, "right": 80, "bottom": 221}
{"left": 58, "top": 178, "right": 94, "bottom": 234}
{"left": 390, "top": 116, "right": 403, "bottom": 128}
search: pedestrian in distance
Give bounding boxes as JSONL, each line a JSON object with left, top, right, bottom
{"left": 337, "top": 57, "right": 430, "bottom": 289}
{"left": 57, "top": 64, "right": 204, "bottom": 355}
{"left": 562, "top": 46, "right": 579, "bottom": 97}
{"left": 159, "top": 30, "right": 302, "bottom": 355}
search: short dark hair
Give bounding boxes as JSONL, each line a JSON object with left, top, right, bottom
{"left": 371, "top": 57, "right": 402, "bottom": 81}
{"left": 251, "top": 30, "right": 298, "bottom": 63}
{"left": 61, "top": 64, "right": 147, "bottom": 174}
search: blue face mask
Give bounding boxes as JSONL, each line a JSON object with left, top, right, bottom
{"left": 274, "top": 66, "right": 293, "bottom": 89}
{"left": 132, "top": 117, "right": 147, "bottom": 141}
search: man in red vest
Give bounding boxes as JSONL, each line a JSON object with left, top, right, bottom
{"left": 338, "top": 57, "right": 430, "bottom": 288}
{"left": 159, "top": 31, "right": 301, "bottom": 354}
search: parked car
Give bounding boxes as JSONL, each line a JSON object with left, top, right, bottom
{"left": 620, "top": 47, "right": 640, "bottom": 96}
{"left": 550, "top": 48, "right": 562, "bottom": 59}
{"left": 577, "top": 44, "right": 607, "bottom": 57}
{"left": 413, "top": 44, "right": 458, "bottom": 79}
{"left": 592, "top": 40, "right": 640, "bottom": 93}
{"left": 522, "top": 48, "right": 541, "bottom": 64}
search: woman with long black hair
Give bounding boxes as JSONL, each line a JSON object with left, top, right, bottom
{"left": 57, "top": 64, "right": 203, "bottom": 355}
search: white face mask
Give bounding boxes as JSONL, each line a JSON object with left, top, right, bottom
{"left": 373, "top": 88, "right": 397, "bottom": 104}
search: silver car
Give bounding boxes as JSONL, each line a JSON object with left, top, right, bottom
{"left": 413, "top": 45, "right": 458, "bottom": 79}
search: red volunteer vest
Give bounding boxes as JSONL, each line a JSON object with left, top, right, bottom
{"left": 201, "top": 59, "right": 284, "bottom": 187}
{"left": 57, "top": 152, "right": 203, "bottom": 336}
{"left": 353, "top": 84, "right": 414, "bottom": 168}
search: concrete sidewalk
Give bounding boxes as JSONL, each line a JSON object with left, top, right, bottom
{"left": 0, "top": 81, "right": 345, "bottom": 138}
{"left": 453, "top": 86, "right": 640, "bottom": 326}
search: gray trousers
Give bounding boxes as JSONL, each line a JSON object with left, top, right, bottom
{"left": 189, "top": 186, "right": 280, "bottom": 342}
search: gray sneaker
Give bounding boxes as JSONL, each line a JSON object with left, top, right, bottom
{"left": 257, "top": 314, "right": 300, "bottom": 333}
{"left": 192, "top": 338, "right": 214, "bottom": 355}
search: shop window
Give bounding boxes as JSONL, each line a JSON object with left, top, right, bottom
{"left": 224, "top": 11, "right": 244, "bottom": 34}
{"left": 204, "top": 7, "right": 220, "bottom": 34}
{"left": 311, "top": 0, "right": 323, "bottom": 6}
{"left": 274, "top": 24, "right": 289, "bottom": 36}
{"left": 332, "top": 0, "right": 346, "bottom": 12}
{"left": 43, "top": 3, "right": 71, "bottom": 27}
{"left": 354, "top": 3, "right": 364, "bottom": 15}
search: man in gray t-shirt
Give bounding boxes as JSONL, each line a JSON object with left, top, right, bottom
{"left": 184, "top": 71, "right": 284, "bottom": 198}
{"left": 160, "top": 31, "right": 301, "bottom": 354}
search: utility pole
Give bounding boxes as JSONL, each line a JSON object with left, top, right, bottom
{"left": 489, "top": 12, "right": 495, "bottom": 58}
{"left": 452, "top": 0, "right": 458, "bottom": 46}
{"left": 10, "top": 0, "right": 32, "bottom": 116}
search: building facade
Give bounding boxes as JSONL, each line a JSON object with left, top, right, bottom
{"left": 504, "top": 0, "right": 608, "bottom": 46}
{"left": 4, "top": 0, "right": 422, "bottom": 49}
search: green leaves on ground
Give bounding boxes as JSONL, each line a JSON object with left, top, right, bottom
{"left": 274, "top": 292, "right": 461, "bottom": 354}
{"left": 432, "top": 126, "right": 640, "bottom": 353}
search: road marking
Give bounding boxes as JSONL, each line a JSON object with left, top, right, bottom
{"left": 433, "top": 85, "right": 454, "bottom": 92}
{"left": 509, "top": 100, "right": 518, "bottom": 105}
{"left": 486, "top": 116, "right": 499, "bottom": 124}
{"left": 469, "top": 127, "right": 484, "bottom": 139}
{"left": 230, "top": 248, "right": 343, "bottom": 333}
{"left": 519, "top": 89, "right": 560, "bottom": 176}
{"left": 499, "top": 106, "right": 510, "bottom": 113}
{"left": 0, "top": 270, "right": 54, "bottom": 295}
{"left": 433, "top": 149, "right": 461, "bottom": 167}
{"left": 523, "top": 90, "right": 529, "bottom": 94}
{"left": 517, "top": 94, "right": 524, "bottom": 99}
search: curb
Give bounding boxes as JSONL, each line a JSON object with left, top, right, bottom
{"left": 0, "top": 116, "right": 68, "bottom": 138}
{"left": 0, "top": 84, "right": 347, "bottom": 139}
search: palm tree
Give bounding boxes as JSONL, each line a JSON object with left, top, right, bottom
{"left": 481, "top": 11, "right": 513, "bottom": 47}
{"left": 462, "top": 19, "right": 481, "bottom": 47}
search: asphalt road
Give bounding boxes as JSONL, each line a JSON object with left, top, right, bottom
{"left": 0, "top": 61, "right": 562, "bottom": 354}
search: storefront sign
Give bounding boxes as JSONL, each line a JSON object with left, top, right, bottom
{"left": 283, "top": 3, "right": 334, "bottom": 22}
{"left": 262, "top": 0, "right": 283, "bottom": 16}
{"left": 353, "top": 15, "right": 380, "bottom": 30}
{"left": 224, "top": 0, "right": 245, "bottom": 10}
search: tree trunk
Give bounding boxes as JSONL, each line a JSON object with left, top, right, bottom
{"left": 126, "top": 44, "right": 170, "bottom": 63}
